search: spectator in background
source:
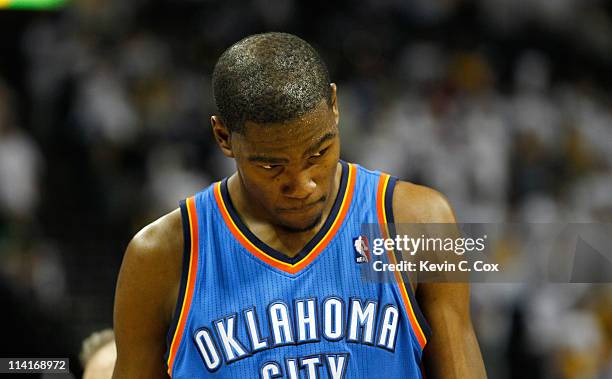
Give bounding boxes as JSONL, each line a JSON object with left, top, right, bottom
{"left": 0, "top": 80, "right": 43, "bottom": 224}
{"left": 80, "top": 329, "right": 116, "bottom": 379}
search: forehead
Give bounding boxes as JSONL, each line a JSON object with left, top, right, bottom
{"left": 237, "top": 102, "right": 336, "bottom": 154}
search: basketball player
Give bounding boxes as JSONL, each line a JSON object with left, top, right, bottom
{"left": 112, "top": 33, "right": 487, "bottom": 378}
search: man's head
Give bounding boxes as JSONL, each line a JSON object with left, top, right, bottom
{"left": 80, "top": 329, "right": 116, "bottom": 379}
{"left": 211, "top": 32, "right": 340, "bottom": 232}
{"left": 212, "top": 32, "right": 332, "bottom": 133}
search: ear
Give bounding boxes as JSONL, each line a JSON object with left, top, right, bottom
{"left": 330, "top": 83, "right": 339, "bottom": 126}
{"left": 211, "top": 116, "right": 234, "bottom": 158}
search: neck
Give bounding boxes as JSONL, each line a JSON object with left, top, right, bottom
{"left": 227, "top": 162, "right": 343, "bottom": 257}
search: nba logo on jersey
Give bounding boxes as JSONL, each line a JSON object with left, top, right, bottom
{"left": 353, "top": 235, "right": 371, "bottom": 263}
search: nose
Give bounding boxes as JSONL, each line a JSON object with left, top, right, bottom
{"left": 282, "top": 170, "right": 316, "bottom": 199}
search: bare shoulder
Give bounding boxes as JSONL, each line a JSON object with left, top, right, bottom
{"left": 390, "top": 181, "right": 459, "bottom": 294}
{"left": 128, "top": 208, "right": 183, "bottom": 257}
{"left": 121, "top": 208, "right": 184, "bottom": 321}
{"left": 392, "top": 180, "right": 457, "bottom": 224}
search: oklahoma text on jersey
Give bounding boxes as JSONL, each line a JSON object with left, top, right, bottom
{"left": 194, "top": 297, "right": 401, "bottom": 378}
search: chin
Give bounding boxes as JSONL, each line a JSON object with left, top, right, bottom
{"left": 278, "top": 213, "right": 323, "bottom": 233}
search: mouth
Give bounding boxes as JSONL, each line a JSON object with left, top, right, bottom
{"left": 277, "top": 197, "right": 326, "bottom": 213}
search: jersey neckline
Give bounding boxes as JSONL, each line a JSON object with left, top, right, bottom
{"left": 213, "top": 160, "right": 357, "bottom": 275}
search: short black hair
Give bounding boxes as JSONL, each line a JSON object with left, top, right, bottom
{"left": 212, "top": 32, "right": 332, "bottom": 133}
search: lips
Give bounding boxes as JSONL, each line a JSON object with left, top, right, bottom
{"left": 277, "top": 197, "right": 325, "bottom": 213}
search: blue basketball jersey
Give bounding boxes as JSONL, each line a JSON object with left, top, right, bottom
{"left": 165, "top": 161, "right": 431, "bottom": 378}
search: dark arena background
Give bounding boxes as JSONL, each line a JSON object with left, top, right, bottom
{"left": 0, "top": 0, "right": 611, "bottom": 378}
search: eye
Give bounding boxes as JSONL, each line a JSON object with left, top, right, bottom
{"left": 260, "top": 164, "right": 280, "bottom": 170}
{"left": 311, "top": 147, "right": 329, "bottom": 158}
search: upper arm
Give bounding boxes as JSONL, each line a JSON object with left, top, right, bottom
{"left": 112, "top": 209, "right": 183, "bottom": 379}
{"left": 392, "top": 181, "right": 487, "bottom": 378}
{"left": 417, "top": 281, "right": 485, "bottom": 378}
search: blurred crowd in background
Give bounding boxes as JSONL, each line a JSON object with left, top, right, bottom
{"left": 0, "top": 0, "right": 611, "bottom": 377}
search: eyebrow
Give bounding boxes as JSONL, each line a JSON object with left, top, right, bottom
{"left": 247, "top": 155, "right": 290, "bottom": 164}
{"left": 247, "top": 131, "right": 337, "bottom": 164}
{"left": 304, "top": 131, "right": 337, "bottom": 156}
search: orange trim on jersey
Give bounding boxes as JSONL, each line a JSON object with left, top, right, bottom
{"left": 376, "top": 174, "right": 428, "bottom": 350}
{"left": 215, "top": 163, "right": 357, "bottom": 275}
{"left": 167, "top": 196, "right": 199, "bottom": 376}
